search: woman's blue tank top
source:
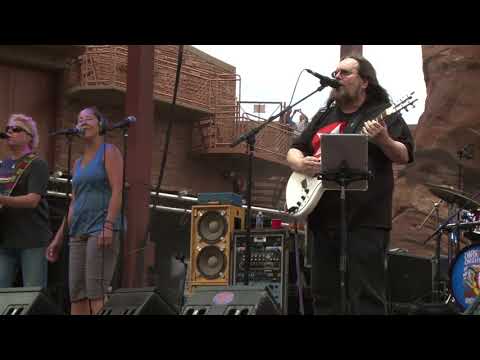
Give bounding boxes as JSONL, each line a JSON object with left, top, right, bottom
{"left": 69, "top": 144, "right": 122, "bottom": 236}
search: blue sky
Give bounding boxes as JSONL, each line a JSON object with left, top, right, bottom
{"left": 193, "top": 45, "right": 425, "bottom": 125}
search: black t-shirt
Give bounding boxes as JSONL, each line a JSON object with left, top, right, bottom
{"left": 0, "top": 157, "right": 52, "bottom": 248}
{"left": 291, "top": 101, "right": 415, "bottom": 230}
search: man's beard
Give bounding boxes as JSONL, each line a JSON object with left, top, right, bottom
{"left": 333, "top": 87, "right": 361, "bottom": 108}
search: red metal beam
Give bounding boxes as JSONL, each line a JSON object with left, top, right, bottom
{"left": 340, "top": 45, "right": 363, "bottom": 59}
{"left": 122, "top": 45, "right": 155, "bottom": 288}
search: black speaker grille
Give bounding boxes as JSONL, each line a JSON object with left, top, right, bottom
{"left": 197, "top": 211, "right": 228, "bottom": 244}
{"left": 196, "top": 246, "right": 226, "bottom": 279}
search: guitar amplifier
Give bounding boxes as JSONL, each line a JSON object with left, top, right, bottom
{"left": 387, "top": 251, "right": 449, "bottom": 305}
{"left": 231, "top": 229, "right": 289, "bottom": 314}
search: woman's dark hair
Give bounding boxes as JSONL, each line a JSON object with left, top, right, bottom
{"left": 81, "top": 106, "right": 103, "bottom": 122}
{"left": 342, "top": 55, "right": 390, "bottom": 106}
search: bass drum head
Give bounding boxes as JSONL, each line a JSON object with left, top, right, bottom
{"left": 450, "top": 244, "right": 480, "bottom": 311}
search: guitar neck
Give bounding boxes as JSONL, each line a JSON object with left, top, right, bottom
{"left": 355, "top": 106, "right": 399, "bottom": 135}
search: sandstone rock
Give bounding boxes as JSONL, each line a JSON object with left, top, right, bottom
{"left": 391, "top": 45, "right": 480, "bottom": 258}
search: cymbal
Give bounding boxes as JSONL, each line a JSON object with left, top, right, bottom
{"left": 426, "top": 183, "right": 480, "bottom": 212}
{"left": 465, "top": 230, "right": 480, "bottom": 243}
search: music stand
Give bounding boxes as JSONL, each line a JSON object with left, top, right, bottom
{"left": 318, "top": 134, "right": 370, "bottom": 314}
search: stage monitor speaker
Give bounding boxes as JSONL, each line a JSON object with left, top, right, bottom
{"left": 0, "top": 287, "right": 64, "bottom": 315}
{"left": 387, "top": 251, "right": 449, "bottom": 304}
{"left": 97, "top": 287, "right": 178, "bottom": 315}
{"left": 189, "top": 205, "right": 245, "bottom": 292}
{"left": 181, "top": 285, "right": 281, "bottom": 315}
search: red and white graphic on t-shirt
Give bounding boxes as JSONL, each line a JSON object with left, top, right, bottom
{"left": 312, "top": 121, "right": 347, "bottom": 157}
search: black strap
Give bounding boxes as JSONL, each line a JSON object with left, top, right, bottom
{"left": 310, "top": 100, "right": 335, "bottom": 130}
{"left": 344, "top": 102, "right": 391, "bottom": 135}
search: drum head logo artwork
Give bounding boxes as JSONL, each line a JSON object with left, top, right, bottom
{"left": 451, "top": 244, "right": 480, "bottom": 310}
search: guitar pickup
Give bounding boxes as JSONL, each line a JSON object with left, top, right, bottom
{"left": 301, "top": 178, "right": 308, "bottom": 190}
{"left": 287, "top": 206, "right": 298, "bottom": 214}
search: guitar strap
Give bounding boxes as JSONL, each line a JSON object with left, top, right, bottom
{"left": 310, "top": 100, "right": 335, "bottom": 131}
{"left": 343, "top": 102, "right": 391, "bottom": 135}
{"left": 0, "top": 153, "right": 38, "bottom": 196}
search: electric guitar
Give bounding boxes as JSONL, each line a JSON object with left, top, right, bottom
{"left": 285, "top": 93, "right": 418, "bottom": 220}
{"left": 0, "top": 153, "right": 38, "bottom": 210}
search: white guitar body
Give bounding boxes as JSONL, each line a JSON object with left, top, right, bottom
{"left": 285, "top": 171, "right": 325, "bottom": 220}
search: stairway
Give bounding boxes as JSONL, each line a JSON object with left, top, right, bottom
{"left": 251, "top": 176, "right": 288, "bottom": 210}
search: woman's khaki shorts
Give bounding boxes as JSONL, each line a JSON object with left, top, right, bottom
{"left": 68, "top": 232, "right": 120, "bottom": 302}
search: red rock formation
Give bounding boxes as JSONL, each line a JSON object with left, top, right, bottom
{"left": 391, "top": 45, "right": 480, "bottom": 257}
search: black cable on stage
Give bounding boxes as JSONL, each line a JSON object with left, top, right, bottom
{"left": 154, "top": 45, "right": 185, "bottom": 197}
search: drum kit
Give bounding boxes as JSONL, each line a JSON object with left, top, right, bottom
{"left": 421, "top": 183, "right": 480, "bottom": 312}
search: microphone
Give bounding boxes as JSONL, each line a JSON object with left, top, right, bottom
{"left": 306, "top": 69, "right": 341, "bottom": 88}
{"left": 49, "top": 127, "right": 85, "bottom": 137}
{"left": 109, "top": 116, "right": 136, "bottom": 131}
{"left": 0, "top": 132, "right": 10, "bottom": 139}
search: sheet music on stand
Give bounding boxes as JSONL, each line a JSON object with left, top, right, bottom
{"left": 320, "top": 134, "right": 369, "bottom": 191}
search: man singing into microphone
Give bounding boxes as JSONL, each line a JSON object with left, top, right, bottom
{"left": 0, "top": 114, "right": 51, "bottom": 288}
{"left": 287, "top": 56, "right": 415, "bottom": 314}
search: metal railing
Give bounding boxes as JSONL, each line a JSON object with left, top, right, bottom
{"left": 70, "top": 45, "right": 238, "bottom": 113}
{"left": 192, "top": 106, "right": 295, "bottom": 164}
{"left": 47, "top": 177, "right": 288, "bottom": 217}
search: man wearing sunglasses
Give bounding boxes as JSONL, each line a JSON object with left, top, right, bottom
{"left": 287, "top": 56, "right": 415, "bottom": 315}
{"left": 0, "top": 114, "right": 51, "bottom": 289}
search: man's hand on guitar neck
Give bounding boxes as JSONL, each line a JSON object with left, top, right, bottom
{"left": 287, "top": 148, "right": 322, "bottom": 177}
{"left": 361, "top": 119, "right": 410, "bottom": 164}
{"left": 361, "top": 119, "right": 389, "bottom": 144}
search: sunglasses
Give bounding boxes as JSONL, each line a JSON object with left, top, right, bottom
{"left": 5, "top": 126, "right": 32, "bottom": 137}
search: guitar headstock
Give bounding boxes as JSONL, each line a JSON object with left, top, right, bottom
{"left": 378, "top": 92, "right": 419, "bottom": 126}
{"left": 393, "top": 91, "right": 418, "bottom": 114}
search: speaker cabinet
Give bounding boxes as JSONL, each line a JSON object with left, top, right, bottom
{"left": 387, "top": 252, "right": 449, "bottom": 304}
{"left": 0, "top": 287, "right": 64, "bottom": 315}
{"left": 189, "top": 205, "right": 244, "bottom": 291}
{"left": 97, "top": 287, "right": 177, "bottom": 315}
{"left": 181, "top": 285, "right": 281, "bottom": 315}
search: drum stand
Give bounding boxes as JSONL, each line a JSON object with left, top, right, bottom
{"left": 424, "top": 205, "right": 467, "bottom": 303}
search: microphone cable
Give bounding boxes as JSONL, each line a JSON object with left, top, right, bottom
{"left": 288, "top": 69, "right": 309, "bottom": 109}
{"left": 277, "top": 69, "right": 310, "bottom": 125}
{"left": 140, "top": 45, "right": 184, "bottom": 305}
{"left": 100, "top": 139, "right": 107, "bottom": 313}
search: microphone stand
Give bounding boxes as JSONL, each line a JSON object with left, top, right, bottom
{"left": 60, "top": 132, "right": 75, "bottom": 314}
{"left": 112, "top": 124, "right": 131, "bottom": 289}
{"left": 454, "top": 144, "right": 473, "bottom": 256}
{"left": 231, "top": 83, "right": 329, "bottom": 286}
